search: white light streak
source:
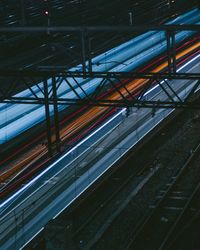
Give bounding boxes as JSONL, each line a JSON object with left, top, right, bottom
{"left": 0, "top": 109, "right": 125, "bottom": 210}
{"left": 144, "top": 53, "right": 200, "bottom": 96}
{"left": 1, "top": 51, "right": 199, "bottom": 210}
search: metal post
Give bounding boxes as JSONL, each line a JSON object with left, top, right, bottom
{"left": 88, "top": 36, "right": 92, "bottom": 74}
{"left": 128, "top": 12, "right": 133, "bottom": 25}
{"left": 44, "top": 78, "right": 52, "bottom": 156}
{"left": 171, "top": 31, "right": 176, "bottom": 74}
{"left": 44, "top": 0, "right": 51, "bottom": 35}
{"left": 166, "top": 31, "right": 172, "bottom": 74}
{"left": 52, "top": 76, "right": 60, "bottom": 153}
{"left": 81, "top": 31, "right": 87, "bottom": 76}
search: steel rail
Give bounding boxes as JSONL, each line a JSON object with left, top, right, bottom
{"left": 160, "top": 179, "right": 200, "bottom": 249}
{"left": 125, "top": 141, "right": 200, "bottom": 249}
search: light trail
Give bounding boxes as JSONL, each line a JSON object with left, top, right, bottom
{"left": 0, "top": 109, "right": 125, "bottom": 210}
{"left": 144, "top": 52, "right": 200, "bottom": 96}
{"left": 0, "top": 45, "right": 200, "bottom": 212}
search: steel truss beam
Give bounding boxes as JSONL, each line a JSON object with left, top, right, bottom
{"left": 1, "top": 77, "right": 200, "bottom": 154}
{"left": 0, "top": 70, "right": 199, "bottom": 79}
{"left": 0, "top": 77, "right": 199, "bottom": 107}
{"left": 0, "top": 24, "right": 199, "bottom": 155}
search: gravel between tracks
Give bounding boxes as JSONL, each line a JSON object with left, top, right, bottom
{"left": 26, "top": 107, "right": 200, "bottom": 250}
{"left": 88, "top": 108, "right": 200, "bottom": 250}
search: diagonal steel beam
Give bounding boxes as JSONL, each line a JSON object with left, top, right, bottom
{"left": 107, "top": 78, "right": 129, "bottom": 105}
{"left": 137, "top": 80, "right": 154, "bottom": 100}
{"left": 63, "top": 77, "right": 82, "bottom": 100}
{"left": 163, "top": 79, "right": 182, "bottom": 102}
{"left": 185, "top": 80, "right": 200, "bottom": 102}
{"left": 91, "top": 78, "right": 107, "bottom": 99}
{"left": 72, "top": 77, "right": 94, "bottom": 102}
{"left": 22, "top": 78, "right": 40, "bottom": 99}
{"left": 115, "top": 77, "right": 136, "bottom": 101}
{"left": 156, "top": 80, "right": 175, "bottom": 102}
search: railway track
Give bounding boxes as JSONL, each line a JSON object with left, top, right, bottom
{"left": 24, "top": 94, "right": 200, "bottom": 250}
{"left": 125, "top": 141, "right": 200, "bottom": 250}
{"left": 1, "top": 38, "right": 199, "bottom": 198}
{"left": 71, "top": 150, "right": 160, "bottom": 249}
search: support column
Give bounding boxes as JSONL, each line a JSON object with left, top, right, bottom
{"left": 166, "top": 31, "right": 172, "bottom": 74}
{"left": 166, "top": 31, "right": 176, "bottom": 74}
{"left": 88, "top": 36, "right": 92, "bottom": 74}
{"left": 81, "top": 31, "right": 86, "bottom": 76}
{"left": 171, "top": 31, "right": 176, "bottom": 74}
{"left": 44, "top": 78, "right": 52, "bottom": 157}
{"left": 52, "top": 76, "right": 60, "bottom": 153}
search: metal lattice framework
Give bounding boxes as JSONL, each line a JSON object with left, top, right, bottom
{"left": 0, "top": 25, "right": 199, "bottom": 105}
{"left": 0, "top": 72, "right": 200, "bottom": 106}
{"left": 0, "top": 24, "right": 199, "bottom": 154}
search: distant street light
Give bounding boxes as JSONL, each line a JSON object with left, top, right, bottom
{"left": 44, "top": 0, "right": 51, "bottom": 33}
{"left": 128, "top": 12, "right": 133, "bottom": 25}
{"left": 168, "top": 0, "right": 175, "bottom": 8}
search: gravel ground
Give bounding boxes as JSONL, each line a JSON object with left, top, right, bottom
{"left": 89, "top": 108, "right": 200, "bottom": 250}
{"left": 25, "top": 107, "right": 200, "bottom": 250}
{"left": 171, "top": 206, "right": 200, "bottom": 250}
